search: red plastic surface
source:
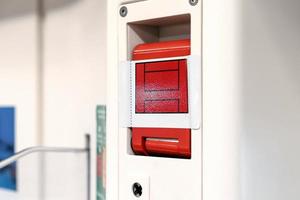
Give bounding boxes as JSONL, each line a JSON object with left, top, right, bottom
{"left": 132, "top": 39, "right": 191, "bottom": 158}
{"left": 132, "top": 128, "right": 191, "bottom": 159}
{"left": 133, "top": 39, "right": 190, "bottom": 60}
{"left": 135, "top": 60, "right": 188, "bottom": 113}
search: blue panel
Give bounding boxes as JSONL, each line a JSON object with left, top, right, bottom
{"left": 0, "top": 107, "right": 16, "bottom": 191}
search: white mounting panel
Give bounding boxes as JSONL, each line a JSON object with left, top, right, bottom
{"left": 118, "top": 0, "right": 202, "bottom": 200}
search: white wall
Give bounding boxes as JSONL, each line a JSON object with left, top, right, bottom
{"left": 106, "top": 1, "right": 119, "bottom": 200}
{"left": 0, "top": 0, "right": 107, "bottom": 199}
{"left": 203, "top": 0, "right": 300, "bottom": 199}
{"left": 203, "top": 0, "right": 241, "bottom": 199}
{"left": 0, "top": 0, "right": 41, "bottom": 199}
{"left": 240, "top": 1, "right": 300, "bottom": 200}
{"left": 0, "top": 188, "right": 18, "bottom": 200}
{"left": 43, "top": 0, "right": 107, "bottom": 147}
{"left": 43, "top": 0, "right": 107, "bottom": 199}
{"left": 0, "top": 0, "right": 39, "bottom": 157}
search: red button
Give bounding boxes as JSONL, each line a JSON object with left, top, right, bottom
{"left": 135, "top": 60, "right": 188, "bottom": 113}
{"left": 131, "top": 39, "right": 191, "bottom": 159}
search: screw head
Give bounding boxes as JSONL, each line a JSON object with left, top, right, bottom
{"left": 120, "top": 6, "right": 128, "bottom": 17}
{"left": 189, "top": 0, "right": 199, "bottom": 6}
{"left": 132, "top": 182, "right": 142, "bottom": 198}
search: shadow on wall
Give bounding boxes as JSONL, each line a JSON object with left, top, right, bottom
{"left": 0, "top": 0, "right": 81, "bottom": 20}
{"left": 240, "top": 0, "right": 300, "bottom": 200}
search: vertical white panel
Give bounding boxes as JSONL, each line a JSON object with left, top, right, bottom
{"left": 106, "top": 0, "right": 119, "bottom": 200}
{"left": 0, "top": 0, "right": 40, "bottom": 199}
{"left": 240, "top": 1, "right": 300, "bottom": 200}
{"left": 109, "top": 0, "right": 242, "bottom": 199}
{"left": 0, "top": 0, "right": 39, "bottom": 152}
{"left": 203, "top": 0, "right": 241, "bottom": 199}
{"left": 43, "top": 0, "right": 107, "bottom": 199}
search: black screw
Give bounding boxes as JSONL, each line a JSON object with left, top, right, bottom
{"left": 132, "top": 182, "right": 142, "bottom": 198}
{"left": 120, "top": 6, "right": 128, "bottom": 17}
{"left": 189, "top": 0, "right": 199, "bottom": 6}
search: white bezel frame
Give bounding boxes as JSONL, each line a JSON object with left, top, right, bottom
{"left": 119, "top": 55, "right": 201, "bottom": 129}
{"left": 116, "top": 1, "right": 202, "bottom": 200}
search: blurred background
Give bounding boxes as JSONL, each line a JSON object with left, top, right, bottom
{"left": 0, "top": 0, "right": 300, "bottom": 200}
{"left": 0, "top": 0, "right": 106, "bottom": 199}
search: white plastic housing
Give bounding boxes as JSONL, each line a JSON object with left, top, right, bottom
{"left": 117, "top": 1, "right": 202, "bottom": 200}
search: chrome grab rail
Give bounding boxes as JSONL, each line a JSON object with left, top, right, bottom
{"left": 0, "top": 134, "right": 91, "bottom": 199}
{"left": 0, "top": 146, "right": 87, "bottom": 169}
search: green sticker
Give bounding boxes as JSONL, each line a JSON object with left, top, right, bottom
{"left": 97, "top": 105, "right": 106, "bottom": 200}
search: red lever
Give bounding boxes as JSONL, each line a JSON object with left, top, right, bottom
{"left": 132, "top": 128, "right": 191, "bottom": 159}
{"left": 131, "top": 39, "right": 192, "bottom": 159}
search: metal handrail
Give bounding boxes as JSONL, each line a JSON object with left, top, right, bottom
{"left": 0, "top": 146, "right": 87, "bottom": 169}
{"left": 0, "top": 135, "right": 91, "bottom": 200}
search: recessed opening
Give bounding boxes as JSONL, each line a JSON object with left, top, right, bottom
{"left": 127, "top": 14, "right": 191, "bottom": 60}
{"left": 126, "top": 14, "right": 191, "bottom": 159}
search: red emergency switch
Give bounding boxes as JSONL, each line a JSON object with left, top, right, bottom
{"left": 132, "top": 39, "right": 191, "bottom": 159}
{"left": 132, "top": 128, "right": 191, "bottom": 158}
{"left": 135, "top": 60, "right": 188, "bottom": 113}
